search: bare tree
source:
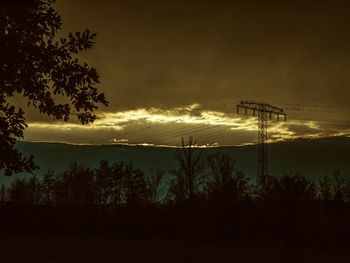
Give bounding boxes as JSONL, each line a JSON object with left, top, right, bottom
{"left": 206, "top": 152, "right": 250, "bottom": 203}
{"left": 171, "top": 136, "right": 206, "bottom": 201}
{"left": 147, "top": 169, "right": 166, "bottom": 204}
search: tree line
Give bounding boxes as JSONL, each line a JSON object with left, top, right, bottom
{"left": 1, "top": 137, "right": 350, "bottom": 245}
{"left": 2, "top": 137, "right": 350, "bottom": 206}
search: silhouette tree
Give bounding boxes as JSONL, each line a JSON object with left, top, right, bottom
{"left": 0, "top": 0, "right": 108, "bottom": 175}
{"left": 41, "top": 169, "right": 56, "bottom": 204}
{"left": 146, "top": 169, "right": 167, "bottom": 204}
{"left": 317, "top": 174, "right": 333, "bottom": 201}
{"left": 111, "top": 161, "right": 127, "bottom": 207}
{"left": 260, "top": 172, "right": 316, "bottom": 203}
{"left": 123, "top": 162, "right": 148, "bottom": 207}
{"left": 171, "top": 137, "right": 206, "bottom": 201}
{"left": 8, "top": 175, "right": 41, "bottom": 204}
{"left": 95, "top": 160, "right": 113, "bottom": 207}
{"left": 206, "top": 152, "right": 251, "bottom": 203}
{"left": 0, "top": 183, "right": 6, "bottom": 204}
{"left": 331, "top": 170, "right": 347, "bottom": 202}
{"left": 110, "top": 161, "right": 148, "bottom": 207}
{"left": 169, "top": 169, "right": 188, "bottom": 202}
{"left": 53, "top": 162, "right": 97, "bottom": 206}
{"left": 317, "top": 170, "right": 350, "bottom": 202}
{"left": 207, "top": 152, "right": 236, "bottom": 189}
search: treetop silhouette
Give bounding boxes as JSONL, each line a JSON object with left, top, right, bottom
{"left": 0, "top": 0, "right": 108, "bottom": 175}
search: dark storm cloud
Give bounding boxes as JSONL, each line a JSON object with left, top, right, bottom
{"left": 282, "top": 123, "right": 319, "bottom": 135}
{"left": 20, "top": 1, "right": 350, "bottom": 144}
{"left": 54, "top": 0, "right": 350, "bottom": 112}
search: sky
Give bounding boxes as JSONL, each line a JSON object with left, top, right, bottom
{"left": 23, "top": 0, "right": 350, "bottom": 146}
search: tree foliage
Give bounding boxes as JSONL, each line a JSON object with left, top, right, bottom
{"left": 0, "top": 0, "right": 108, "bottom": 175}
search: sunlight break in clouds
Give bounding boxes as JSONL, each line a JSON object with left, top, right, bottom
{"left": 99, "top": 105, "right": 256, "bottom": 128}
{"left": 24, "top": 103, "right": 350, "bottom": 146}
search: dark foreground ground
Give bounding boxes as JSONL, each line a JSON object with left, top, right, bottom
{"left": 1, "top": 234, "right": 350, "bottom": 263}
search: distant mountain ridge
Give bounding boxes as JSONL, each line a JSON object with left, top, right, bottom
{"left": 1, "top": 136, "right": 349, "bottom": 186}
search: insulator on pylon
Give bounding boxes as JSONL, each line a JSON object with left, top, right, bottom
{"left": 235, "top": 100, "right": 287, "bottom": 188}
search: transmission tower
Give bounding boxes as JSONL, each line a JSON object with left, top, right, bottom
{"left": 236, "top": 100, "right": 287, "bottom": 187}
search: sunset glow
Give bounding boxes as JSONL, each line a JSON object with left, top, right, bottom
{"left": 25, "top": 104, "right": 350, "bottom": 146}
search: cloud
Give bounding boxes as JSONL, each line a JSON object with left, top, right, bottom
{"left": 12, "top": 0, "right": 350, "bottom": 147}
{"left": 24, "top": 104, "right": 350, "bottom": 146}
{"left": 52, "top": 0, "right": 350, "bottom": 115}
{"left": 27, "top": 122, "right": 124, "bottom": 131}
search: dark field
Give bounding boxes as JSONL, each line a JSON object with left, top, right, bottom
{"left": 0, "top": 234, "right": 349, "bottom": 263}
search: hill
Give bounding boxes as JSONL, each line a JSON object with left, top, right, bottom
{"left": 1, "top": 136, "right": 349, "bottom": 185}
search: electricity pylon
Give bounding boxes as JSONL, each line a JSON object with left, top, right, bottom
{"left": 236, "top": 100, "right": 287, "bottom": 187}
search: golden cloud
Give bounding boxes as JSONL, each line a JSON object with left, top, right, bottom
{"left": 25, "top": 104, "right": 350, "bottom": 145}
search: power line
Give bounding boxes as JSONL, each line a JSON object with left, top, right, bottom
{"left": 112, "top": 101, "right": 350, "bottom": 146}
{"left": 272, "top": 102, "right": 350, "bottom": 110}
{"left": 198, "top": 130, "right": 248, "bottom": 142}
{"left": 148, "top": 125, "right": 219, "bottom": 143}
{"left": 136, "top": 123, "right": 201, "bottom": 141}
{"left": 137, "top": 124, "right": 217, "bottom": 142}
{"left": 283, "top": 107, "right": 336, "bottom": 113}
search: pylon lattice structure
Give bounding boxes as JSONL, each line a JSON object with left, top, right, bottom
{"left": 236, "top": 100, "right": 287, "bottom": 187}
